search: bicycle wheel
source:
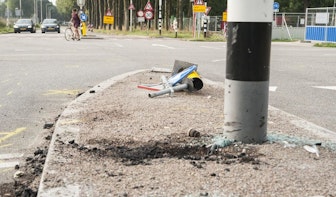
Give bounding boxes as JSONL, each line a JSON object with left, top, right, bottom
{"left": 64, "top": 28, "right": 74, "bottom": 41}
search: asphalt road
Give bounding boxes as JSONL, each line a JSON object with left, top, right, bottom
{"left": 0, "top": 31, "right": 335, "bottom": 184}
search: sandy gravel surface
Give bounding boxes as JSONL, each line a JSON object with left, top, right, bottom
{"left": 37, "top": 70, "right": 336, "bottom": 197}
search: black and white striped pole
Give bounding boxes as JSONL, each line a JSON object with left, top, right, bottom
{"left": 158, "top": 0, "right": 162, "bottom": 35}
{"left": 224, "top": 0, "right": 273, "bottom": 143}
{"left": 203, "top": 0, "right": 207, "bottom": 38}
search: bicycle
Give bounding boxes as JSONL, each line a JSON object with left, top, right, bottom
{"left": 64, "top": 22, "right": 81, "bottom": 41}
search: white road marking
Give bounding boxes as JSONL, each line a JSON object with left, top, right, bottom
{"left": 269, "top": 86, "right": 278, "bottom": 92}
{"left": 0, "top": 153, "right": 23, "bottom": 169}
{"left": 312, "top": 86, "right": 336, "bottom": 91}
{"left": 211, "top": 59, "right": 226, "bottom": 62}
{"left": 152, "top": 44, "right": 175, "bottom": 49}
{"left": 0, "top": 161, "right": 19, "bottom": 169}
{"left": 0, "top": 153, "right": 23, "bottom": 160}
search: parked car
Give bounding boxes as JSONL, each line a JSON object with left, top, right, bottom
{"left": 13, "top": 19, "right": 36, "bottom": 33}
{"left": 41, "top": 19, "right": 60, "bottom": 33}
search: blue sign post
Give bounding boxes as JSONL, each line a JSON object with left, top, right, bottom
{"left": 273, "top": 2, "right": 280, "bottom": 12}
{"left": 80, "top": 13, "right": 87, "bottom": 21}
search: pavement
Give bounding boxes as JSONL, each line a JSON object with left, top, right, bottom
{"left": 36, "top": 69, "right": 336, "bottom": 196}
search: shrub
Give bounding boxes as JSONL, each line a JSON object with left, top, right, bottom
{"left": 0, "top": 19, "right": 6, "bottom": 28}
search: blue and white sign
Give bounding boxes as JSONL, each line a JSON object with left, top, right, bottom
{"left": 80, "top": 13, "right": 87, "bottom": 21}
{"left": 273, "top": 2, "right": 280, "bottom": 12}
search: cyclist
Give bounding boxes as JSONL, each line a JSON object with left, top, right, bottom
{"left": 70, "top": 8, "right": 80, "bottom": 40}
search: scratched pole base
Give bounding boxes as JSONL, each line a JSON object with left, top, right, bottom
{"left": 223, "top": 79, "right": 269, "bottom": 144}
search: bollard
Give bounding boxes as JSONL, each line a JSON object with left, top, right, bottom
{"left": 223, "top": 0, "right": 272, "bottom": 143}
{"left": 82, "top": 22, "right": 87, "bottom": 36}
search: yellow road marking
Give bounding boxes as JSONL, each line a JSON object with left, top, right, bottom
{"left": 0, "top": 132, "right": 12, "bottom": 135}
{"left": 7, "top": 91, "right": 13, "bottom": 96}
{"left": 0, "top": 127, "right": 26, "bottom": 144}
{"left": 0, "top": 144, "right": 12, "bottom": 148}
{"left": 43, "top": 89, "right": 80, "bottom": 96}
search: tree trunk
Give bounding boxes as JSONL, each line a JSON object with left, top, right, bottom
{"left": 124, "top": 0, "right": 129, "bottom": 31}
{"left": 164, "top": 0, "right": 169, "bottom": 30}
{"left": 113, "top": 0, "right": 117, "bottom": 29}
{"left": 178, "top": 0, "right": 183, "bottom": 30}
{"left": 118, "top": 0, "right": 123, "bottom": 30}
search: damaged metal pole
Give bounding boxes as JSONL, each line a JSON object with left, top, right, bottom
{"left": 148, "top": 83, "right": 188, "bottom": 98}
{"left": 223, "top": 0, "right": 273, "bottom": 143}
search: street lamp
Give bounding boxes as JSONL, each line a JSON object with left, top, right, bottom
{"left": 19, "top": 0, "right": 22, "bottom": 18}
{"left": 37, "top": 0, "right": 43, "bottom": 22}
{"left": 46, "top": 3, "right": 52, "bottom": 19}
{"left": 6, "top": 1, "right": 9, "bottom": 27}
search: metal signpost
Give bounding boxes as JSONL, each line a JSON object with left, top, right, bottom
{"left": 193, "top": 0, "right": 206, "bottom": 39}
{"left": 77, "top": 0, "right": 85, "bottom": 10}
{"left": 159, "top": 0, "right": 162, "bottom": 35}
{"left": 144, "top": 1, "right": 154, "bottom": 31}
{"left": 273, "top": 2, "right": 280, "bottom": 26}
{"left": 129, "top": 0, "right": 135, "bottom": 31}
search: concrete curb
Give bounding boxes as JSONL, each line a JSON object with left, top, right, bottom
{"left": 37, "top": 69, "right": 148, "bottom": 196}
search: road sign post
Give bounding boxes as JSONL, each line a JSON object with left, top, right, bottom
{"left": 224, "top": 0, "right": 273, "bottom": 143}
{"left": 159, "top": 0, "right": 162, "bottom": 35}
{"left": 144, "top": 1, "right": 154, "bottom": 32}
{"left": 129, "top": 0, "right": 135, "bottom": 31}
{"left": 77, "top": 0, "right": 85, "bottom": 10}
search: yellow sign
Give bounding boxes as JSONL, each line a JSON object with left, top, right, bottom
{"left": 103, "top": 16, "right": 114, "bottom": 24}
{"left": 193, "top": 5, "right": 206, "bottom": 13}
{"left": 222, "top": 11, "right": 227, "bottom": 22}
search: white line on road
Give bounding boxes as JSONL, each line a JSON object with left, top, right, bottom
{"left": 269, "top": 86, "right": 278, "bottom": 92}
{"left": 0, "top": 161, "right": 19, "bottom": 169}
{"left": 0, "top": 153, "right": 24, "bottom": 160}
{"left": 211, "top": 59, "right": 226, "bottom": 62}
{"left": 0, "top": 153, "right": 23, "bottom": 169}
{"left": 152, "top": 44, "right": 175, "bottom": 49}
{"left": 312, "top": 86, "right": 336, "bottom": 91}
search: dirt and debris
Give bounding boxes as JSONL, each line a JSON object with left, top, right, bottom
{"left": 3, "top": 70, "right": 336, "bottom": 196}
{"left": 37, "top": 71, "right": 336, "bottom": 196}
{"left": 0, "top": 118, "right": 57, "bottom": 197}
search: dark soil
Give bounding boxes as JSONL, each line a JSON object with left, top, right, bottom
{"left": 65, "top": 133, "right": 263, "bottom": 167}
{"left": 0, "top": 117, "right": 262, "bottom": 197}
{"left": 0, "top": 118, "right": 57, "bottom": 197}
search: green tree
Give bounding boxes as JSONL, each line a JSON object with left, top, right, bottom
{"left": 207, "top": 0, "right": 227, "bottom": 16}
{"left": 56, "top": 0, "right": 76, "bottom": 18}
{"left": 277, "top": 0, "right": 336, "bottom": 12}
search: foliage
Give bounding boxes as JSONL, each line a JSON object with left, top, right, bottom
{"left": 94, "top": 28, "right": 226, "bottom": 42}
{"left": 56, "top": 0, "right": 77, "bottom": 17}
{"left": 314, "top": 42, "right": 336, "bottom": 47}
{"left": 276, "top": 0, "right": 335, "bottom": 12}
{"left": 0, "top": 18, "right": 11, "bottom": 33}
{"left": 0, "top": 18, "right": 6, "bottom": 28}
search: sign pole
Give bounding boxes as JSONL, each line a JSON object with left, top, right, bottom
{"left": 159, "top": 0, "right": 162, "bottom": 35}
{"left": 130, "top": 0, "right": 133, "bottom": 31}
{"left": 223, "top": 0, "right": 273, "bottom": 143}
{"left": 203, "top": 0, "right": 207, "bottom": 38}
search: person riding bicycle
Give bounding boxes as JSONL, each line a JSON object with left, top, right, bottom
{"left": 70, "top": 8, "right": 80, "bottom": 40}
